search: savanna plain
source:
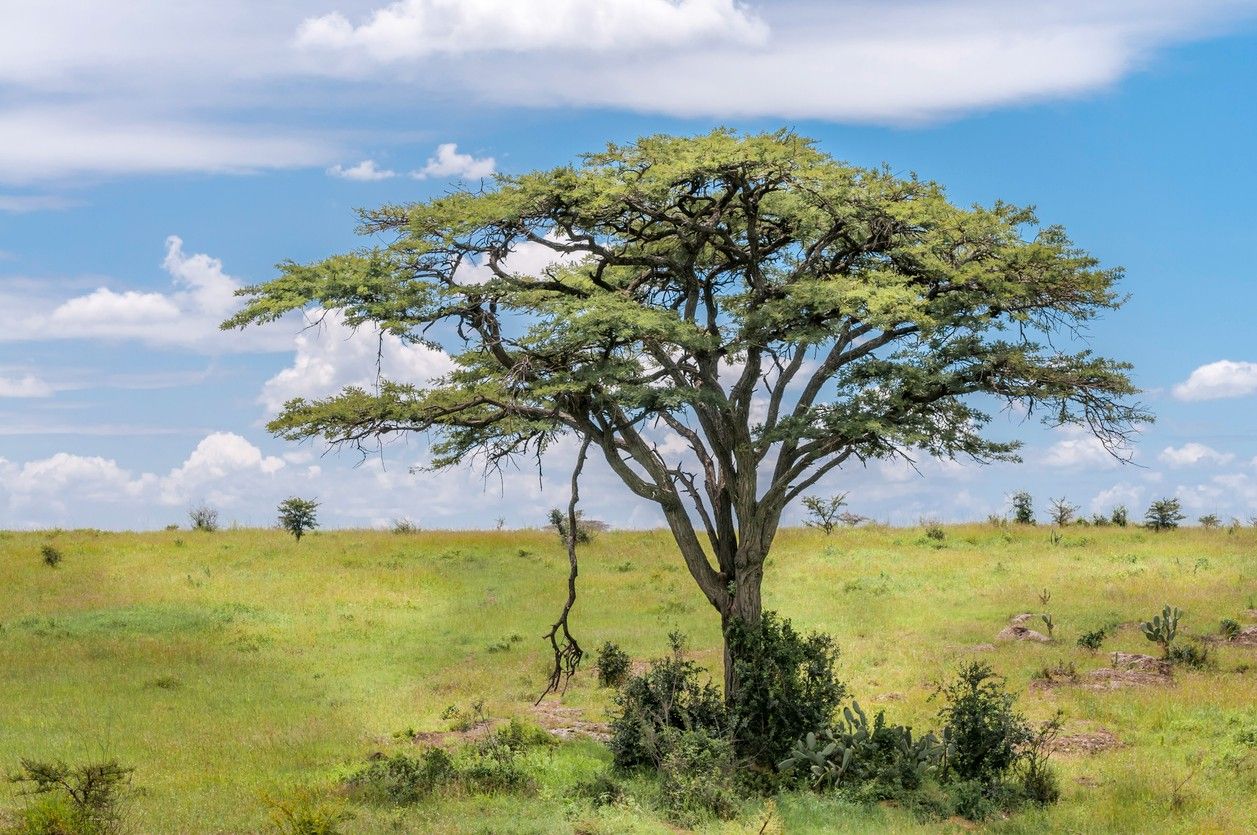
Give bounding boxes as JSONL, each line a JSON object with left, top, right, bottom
{"left": 1, "top": 524, "right": 1254, "bottom": 833}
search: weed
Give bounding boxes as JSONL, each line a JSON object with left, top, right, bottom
{"left": 39, "top": 544, "right": 62, "bottom": 568}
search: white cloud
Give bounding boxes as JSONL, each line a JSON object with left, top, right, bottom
{"left": 0, "top": 452, "right": 155, "bottom": 517}
{"left": 1172, "top": 360, "right": 1257, "bottom": 401}
{"left": 411, "top": 144, "right": 495, "bottom": 180}
{"left": 1159, "top": 442, "right": 1234, "bottom": 467}
{"left": 293, "top": 1, "right": 1257, "bottom": 123}
{"left": 0, "top": 373, "right": 54, "bottom": 398}
{"left": 1089, "top": 482, "right": 1143, "bottom": 514}
{"left": 260, "top": 309, "right": 454, "bottom": 414}
{"left": 1041, "top": 428, "right": 1120, "bottom": 468}
{"left": 327, "top": 159, "right": 396, "bottom": 181}
{"left": 0, "top": 236, "right": 294, "bottom": 352}
{"left": 295, "top": 0, "right": 767, "bottom": 61}
{"left": 160, "top": 432, "right": 285, "bottom": 504}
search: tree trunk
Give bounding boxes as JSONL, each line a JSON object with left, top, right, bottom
{"left": 720, "top": 557, "right": 764, "bottom": 705}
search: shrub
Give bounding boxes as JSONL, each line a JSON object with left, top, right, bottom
{"left": 389, "top": 518, "right": 420, "bottom": 534}
{"left": 1018, "top": 714, "right": 1063, "bottom": 806}
{"left": 802, "top": 494, "right": 848, "bottom": 535}
{"left": 570, "top": 771, "right": 625, "bottom": 807}
{"left": 277, "top": 497, "right": 319, "bottom": 542}
{"left": 936, "top": 663, "right": 1030, "bottom": 788}
{"left": 8, "top": 758, "right": 133, "bottom": 835}
{"left": 347, "top": 749, "right": 457, "bottom": 804}
{"left": 1010, "top": 491, "right": 1035, "bottom": 525}
{"left": 608, "top": 633, "right": 727, "bottom": 769}
{"left": 1110, "top": 505, "right": 1129, "bottom": 527}
{"left": 188, "top": 503, "right": 219, "bottom": 532}
{"left": 1144, "top": 498, "right": 1186, "bottom": 531}
{"left": 546, "top": 508, "right": 593, "bottom": 545}
{"left": 595, "top": 642, "right": 631, "bottom": 688}
{"left": 262, "top": 788, "right": 351, "bottom": 835}
{"left": 1198, "top": 514, "right": 1221, "bottom": 530}
{"left": 39, "top": 544, "right": 62, "bottom": 568}
{"left": 1168, "top": 641, "right": 1212, "bottom": 669}
{"left": 1140, "top": 605, "right": 1181, "bottom": 656}
{"left": 1077, "top": 627, "right": 1109, "bottom": 650}
{"left": 727, "top": 612, "right": 844, "bottom": 770}
{"left": 1048, "top": 497, "right": 1077, "bottom": 527}
{"left": 1220, "top": 618, "right": 1242, "bottom": 639}
{"left": 923, "top": 523, "right": 945, "bottom": 542}
{"left": 658, "top": 729, "right": 739, "bottom": 826}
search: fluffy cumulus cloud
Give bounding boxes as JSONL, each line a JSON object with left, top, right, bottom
{"left": 160, "top": 432, "right": 286, "bottom": 505}
{"left": 327, "top": 159, "right": 396, "bottom": 181}
{"left": 293, "top": 0, "right": 1257, "bottom": 123}
{"left": 0, "top": 236, "right": 294, "bottom": 352}
{"left": 259, "top": 309, "right": 454, "bottom": 414}
{"left": 1172, "top": 360, "right": 1257, "bottom": 401}
{"left": 1159, "top": 442, "right": 1234, "bottom": 468}
{"left": 1089, "top": 481, "right": 1143, "bottom": 514}
{"left": 411, "top": 144, "right": 495, "bottom": 180}
{"left": 295, "top": 0, "right": 767, "bottom": 60}
{"left": 0, "top": 373, "right": 54, "bottom": 397}
{"left": 1041, "top": 427, "right": 1122, "bottom": 468}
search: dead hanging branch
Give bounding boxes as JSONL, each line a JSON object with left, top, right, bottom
{"left": 536, "top": 436, "right": 591, "bottom": 704}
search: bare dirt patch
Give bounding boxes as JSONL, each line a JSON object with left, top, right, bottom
{"left": 1051, "top": 728, "right": 1122, "bottom": 756}
{"left": 1082, "top": 652, "right": 1172, "bottom": 690}
{"left": 531, "top": 700, "right": 611, "bottom": 742}
{"left": 996, "top": 613, "right": 1050, "bottom": 642}
{"left": 1229, "top": 626, "right": 1257, "bottom": 646}
{"left": 409, "top": 720, "right": 493, "bottom": 748}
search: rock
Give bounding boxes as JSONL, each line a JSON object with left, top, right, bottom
{"left": 997, "top": 625, "right": 1050, "bottom": 642}
{"left": 1109, "top": 652, "right": 1170, "bottom": 674}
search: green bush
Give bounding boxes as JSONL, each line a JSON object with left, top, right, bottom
{"left": 608, "top": 633, "right": 727, "bottom": 770}
{"left": 1076, "top": 627, "right": 1108, "bottom": 650}
{"left": 658, "top": 729, "right": 740, "bottom": 826}
{"left": 262, "top": 788, "right": 350, "bottom": 835}
{"left": 1220, "top": 618, "right": 1241, "bottom": 639}
{"left": 1168, "top": 641, "right": 1212, "bottom": 669}
{"left": 595, "top": 642, "right": 631, "bottom": 688}
{"left": 936, "top": 663, "right": 1030, "bottom": 788}
{"left": 727, "top": 611, "right": 844, "bottom": 770}
{"left": 347, "top": 749, "right": 456, "bottom": 804}
{"left": 7, "top": 759, "right": 133, "bottom": 835}
{"left": 570, "top": 771, "right": 625, "bottom": 807}
{"left": 39, "top": 545, "right": 61, "bottom": 569}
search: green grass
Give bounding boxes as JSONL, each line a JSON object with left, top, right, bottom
{"left": 1, "top": 524, "right": 1255, "bottom": 833}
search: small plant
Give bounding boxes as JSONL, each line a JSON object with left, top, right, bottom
{"left": 1144, "top": 497, "right": 1186, "bottom": 531}
{"left": 923, "top": 522, "right": 946, "bottom": 541}
{"left": 1198, "top": 513, "right": 1220, "bottom": 530}
{"left": 1048, "top": 497, "right": 1077, "bottom": 527}
{"left": 262, "top": 787, "right": 351, "bottom": 835}
{"left": 278, "top": 497, "right": 320, "bottom": 542}
{"left": 546, "top": 508, "right": 592, "bottom": 545}
{"left": 1040, "top": 613, "right": 1055, "bottom": 640}
{"left": 39, "top": 544, "right": 62, "bottom": 568}
{"left": 802, "top": 493, "right": 849, "bottom": 535}
{"left": 595, "top": 641, "right": 631, "bottom": 688}
{"left": 188, "top": 503, "right": 219, "bottom": 532}
{"left": 1037, "top": 589, "right": 1051, "bottom": 608}
{"left": 389, "top": 518, "right": 420, "bottom": 534}
{"left": 1077, "top": 627, "right": 1109, "bottom": 650}
{"left": 658, "top": 728, "right": 740, "bottom": 826}
{"left": 1140, "top": 605, "right": 1181, "bottom": 656}
{"left": 1110, "top": 505, "right": 1129, "bottom": 527}
{"left": 1090, "top": 513, "right": 1110, "bottom": 526}
{"left": 1018, "top": 713, "right": 1063, "bottom": 806}
{"left": 1010, "top": 491, "right": 1035, "bottom": 525}
{"left": 8, "top": 758, "right": 134, "bottom": 835}
{"left": 1167, "top": 641, "right": 1211, "bottom": 669}
{"left": 1220, "top": 618, "right": 1241, "bottom": 639}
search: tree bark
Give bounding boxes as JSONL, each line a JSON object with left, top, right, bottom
{"left": 720, "top": 551, "right": 766, "bottom": 705}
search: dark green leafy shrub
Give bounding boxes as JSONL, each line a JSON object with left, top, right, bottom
{"left": 1010, "top": 491, "right": 1035, "bottom": 525}
{"left": 277, "top": 497, "right": 319, "bottom": 542}
{"left": 1144, "top": 498, "right": 1186, "bottom": 531}
{"left": 658, "top": 729, "right": 740, "bottom": 826}
{"left": 595, "top": 642, "right": 631, "bottom": 688}
{"left": 936, "top": 663, "right": 1030, "bottom": 787}
{"left": 727, "top": 611, "right": 844, "bottom": 770}
{"left": 608, "top": 633, "right": 727, "bottom": 769}
{"left": 1167, "top": 641, "right": 1212, "bottom": 669}
{"left": 8, "top": 759, "right": 133, "bottom": 835}
{"left": 1220, "top": 619, "right": 1241, "bottom": 639}
{"left": 347, "top": 749, "right": 456, "bottom": 804}
{"left": 570, "top": 771, "right": 625, "bottom": 807}
{"left": 1018, "top": 714, "right": 1063, "bottom": 806}
{"left": 1077, "top": 627, "right": 1109, "bottom": 650}
{"left": 39, "top": 545, "right": 61, "bottom": 568}
{"left": 546, "top": 508, "right": 592, "bottom": 545}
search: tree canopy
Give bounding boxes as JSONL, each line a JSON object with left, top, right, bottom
{"left": 226, "top": 129, "right": 1149, "bottom": 694}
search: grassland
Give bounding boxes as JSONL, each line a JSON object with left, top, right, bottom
{"left": 1, "top": 524, "right": 1254, "bottom": 833}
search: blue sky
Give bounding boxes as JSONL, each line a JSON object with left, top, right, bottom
{"left": 2, "top": 0, "right": 1256, "bottom": 530}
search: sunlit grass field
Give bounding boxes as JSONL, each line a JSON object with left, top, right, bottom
{"left": 1, "top": 524, "right": 1254, "bottom": 833}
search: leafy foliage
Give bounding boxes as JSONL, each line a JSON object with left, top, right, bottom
{"left": 188, "top": 503, "right": 219, "bottom": 532}
{"left": 1010, "top": 492, "right": 1035, "bottom": 525}
{"left": 936, "top": 663, "right": 1031, "bottom": 787}
{"left": 39, "top": 544, "right": 61, "bottom": 568}
{"left": 595, "top": 641, "right": 631, "bottom": 688}
{"left": 277, "top": 497, "right": 319, "bottom": 542}
{"left": 1144, "top": 498, "right": 1186, "bottom": 531}
{"left": 1220, "top": 618, "right": 1241, "bottom": 640}
{"left": 8, "top": 759, "right": 133, "bottom": 835}
{"left": 658, "top": 729, "right": 740, "bottom": 826}
{"left": 802, "top": 494, "right": 848, "bottom": 535}
{"left": 608, "top": 633, "right": 727, "bottom": 770}
{"left": 1110, "top": 505, "right": 1129, "bottom": 527}
{"left": 545, "top": 508, "right": 592, "bottom": 546}
{"left": 1077, "top": 626, "right": 1109, "bottom": 650}
{"left": 727, "top": 611, "right": 844, "bottom": 770}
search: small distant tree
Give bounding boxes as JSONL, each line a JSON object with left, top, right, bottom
{"left": 277, "top": 497, "right": 319, "bottom": 541}
{"left": 1048, "top": 497, "right": 1077, "bottom": 527}
{"left": 802, "top": 493, "right": 849, "bottom": 535}
{"left": 1197, "top": 513, "right": 1220, "bottom": 530}
{"left": 548, "top": 507, "right": 593, "bottom": 545}
{"left": 1110, "top": 505, "right": 1128, "bottom": 527}
{"left": 1144, "top": 497, "right": 1186, "bottom": 531}
{"left": 837, "top": 510, "right": 867, "bottom": 528}
{"left": 188, "top": 503, "right": 219, "bottom": 532}
{"left": 1011, "top": 491, "right": 1035, "bottom": 525}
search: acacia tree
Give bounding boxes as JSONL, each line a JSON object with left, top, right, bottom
{"left": 225, "top": 130, "right": 1148, "bottom": 701}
